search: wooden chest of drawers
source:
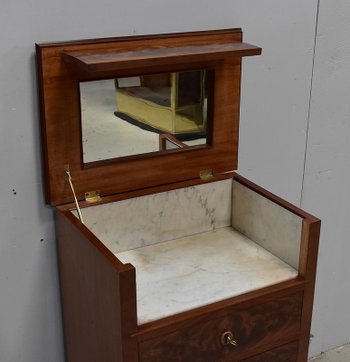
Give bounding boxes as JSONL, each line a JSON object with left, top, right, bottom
{"left": 36, "top": 29, "right": 320, "bottom": 361}
{"left": 138, "top": 292, "right": 302, "bottom": 361}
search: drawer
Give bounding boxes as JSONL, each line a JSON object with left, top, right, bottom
{"left": 139, "top": 292, "right": 303, "bottom": 362}
{"left": 240, "top": 341, "right": 298, "bottom": 362}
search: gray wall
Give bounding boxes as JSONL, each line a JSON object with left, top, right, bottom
{"left": 0, "top": 0, "right": 347, "bottom": 360}
{"left": 302, "top": 0, "right": 350, "bottom": 355}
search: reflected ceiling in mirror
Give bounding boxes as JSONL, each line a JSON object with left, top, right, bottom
{"left": 80, "top": 69, "right": 212, "bottom": 164}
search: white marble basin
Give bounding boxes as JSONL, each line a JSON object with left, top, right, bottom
{"left": 116, "top": 226, "right": 298, "bottom": 325}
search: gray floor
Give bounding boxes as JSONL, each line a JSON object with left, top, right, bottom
{"left": 310, "top": 343, "right": 350, "bottom": 361}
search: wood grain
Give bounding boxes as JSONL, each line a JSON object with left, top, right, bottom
{"left": 240, "top": 341, "right": 298, "bottom": 362}
{"left": 36, "top": 29, "right": 261, "bottom": 206}
{"left": 139, "top": 293, "right": 302, "bottom": 362}
{"left": 297, "top": 219, "right": 321, "bottom": 361}
{"left": 56, "top": 209, "right": 138, "bottom": 362}
{"left": 62, "top": 42, "right": 261, "bottom": 73}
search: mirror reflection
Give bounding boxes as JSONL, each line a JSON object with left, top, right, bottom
{"left": 80, "top": 69, "right": 211, "bottom": 163}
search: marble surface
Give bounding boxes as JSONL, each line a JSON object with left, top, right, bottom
{"left": 80, "top": 179, "right": 232, "bottom": 253}
{"left": 232, "top": 180, "right": 303, "bottom": 269}
{"left": 116, "top": 226, "right": 298, "bottom": 325}
{"left": 76, "top": 178, "right": 303, "bottom": 325}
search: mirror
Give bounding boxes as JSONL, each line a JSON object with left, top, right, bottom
{"left": 80, "top": 69, "right": 212, "bottom": 164}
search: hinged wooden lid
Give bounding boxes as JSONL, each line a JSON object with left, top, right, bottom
{"left": 36, "top": 29, "right": 261, "bottom": 206}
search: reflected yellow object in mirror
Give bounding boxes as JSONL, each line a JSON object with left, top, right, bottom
{"left": 115, "top": 70, "right": 207, "bottom": 139}
{"left": 80, "top": 69, "right": 211, "bottom": 164}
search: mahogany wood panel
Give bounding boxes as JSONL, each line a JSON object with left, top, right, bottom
{"left": 56, "top": 209, "right": 138, "bottom": 362}
{"left": 36, "top": 29, "right": 261, "bottom": 206}
{"left": 62, "top": 42, "right": 261, "bottom": 73}
{"left": 240, "top": 341, "right": 299, "bottom": 362}
{"left": 138, "top": 293, "right": 303, "bottom": 362}
{"left": 297, "top": 219, "right": 321, "bottom": 361}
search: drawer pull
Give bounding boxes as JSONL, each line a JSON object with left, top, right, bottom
{"left": 221, "top": 331, "right": 238, "bottom": 347}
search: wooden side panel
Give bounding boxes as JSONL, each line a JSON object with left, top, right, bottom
{"left": 56, "top": 210, "right": 138, "bottom": 362}
{"left": 297, "top": 219, "right": 321, "bottom": 361}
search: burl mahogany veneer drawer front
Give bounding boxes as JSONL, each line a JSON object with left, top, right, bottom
{"left": 241, "top": 341, "right": 298, "bottom": 362}
{"left": 139, "top": 292, "right": 303, "bottom": 362}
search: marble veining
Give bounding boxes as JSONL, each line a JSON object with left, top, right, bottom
{"left": 79, "top": 179, "right": 232, "bottom": 253}
{"left": 232, "top": 180, "right": 303, "bottom": 269}
{"left": 73, "top": 179, "right": 303, "bottom": 325}
{"left": 116, "top": 227, "right": 298, "bottom": 325}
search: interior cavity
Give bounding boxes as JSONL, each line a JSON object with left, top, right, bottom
{"left": 77, "top": 179, "right": 232, "bottom": 253}
{"left": 116, "top": 227, "right": 298, "bottom": 324}
{"left": 73, "top": 178, "right": 303, "bottom": 324}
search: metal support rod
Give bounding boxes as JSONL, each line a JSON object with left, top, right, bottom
{"left": 64, "top": 166, "right": 84, "bottom": 224}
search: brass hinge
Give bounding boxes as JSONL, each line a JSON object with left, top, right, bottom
{"left": 85, "top": 190, "right": 101, "bottom": 203}
{"left": 200, "top": 169, "right": 214, "bottom": 181}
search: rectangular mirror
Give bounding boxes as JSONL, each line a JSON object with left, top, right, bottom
{"left": 80, "top": 69, "right": 212, "bottom": 164}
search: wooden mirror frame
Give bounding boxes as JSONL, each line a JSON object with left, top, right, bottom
{"left": 36, "top": 29, "right": 261, "bottom": 205}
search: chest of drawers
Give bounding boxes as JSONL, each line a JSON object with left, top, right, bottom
{"left": 36, "top": 28, "right": 320, "bottom": 361}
